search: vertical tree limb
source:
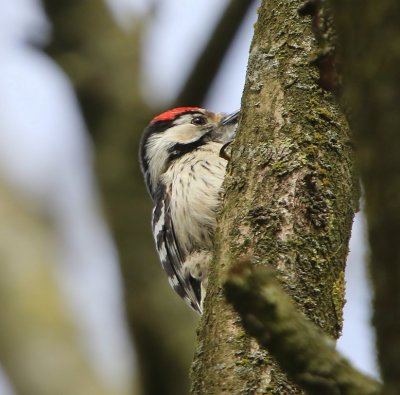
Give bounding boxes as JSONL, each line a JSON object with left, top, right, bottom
{"left": 191, "top": 0, "right": 357, "bottom": 393}
{"left": 331, "top": 1, "right": 400, "bottom": 394}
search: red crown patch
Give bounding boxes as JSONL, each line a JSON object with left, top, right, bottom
{"left": 151, "top": 107, "right": 202, "bottom": 123}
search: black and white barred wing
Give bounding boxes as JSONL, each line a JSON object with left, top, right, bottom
{"left": 151, "top": 189, "right": 201, "bottom": 313}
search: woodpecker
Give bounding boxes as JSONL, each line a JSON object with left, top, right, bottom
{"left": 139, "top": 107, "right": 239, "bottom": 313}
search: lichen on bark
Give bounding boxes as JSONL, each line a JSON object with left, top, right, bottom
{"left": 191, "top": 1, "right": 357, "bottom": 393}
{"left": 224, "top": 262, "right": 381, "bottom": 395}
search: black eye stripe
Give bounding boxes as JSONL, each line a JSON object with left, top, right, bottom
{"left": 167, "top": 131, "right": 212, "bottom": 161}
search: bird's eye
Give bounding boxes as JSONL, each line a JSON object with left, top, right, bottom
{"left": 191, "top": 116, "right": 207, "bottom": 126}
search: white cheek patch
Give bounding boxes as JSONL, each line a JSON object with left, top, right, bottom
{"left": 146, "top": 134, "right": 173, "bottom": 191}
{"left": 166, "top": 124, "right": 205, "bottom": 142}
{"left": 145, "top": 124, "right": 208, "bottom": 190}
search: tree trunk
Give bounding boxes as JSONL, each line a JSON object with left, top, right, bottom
{"left": 332, "top": 2, "right": 400, "bottom": 394}
{"left": 191, "top": 1, "right": 357, "bottom": 393}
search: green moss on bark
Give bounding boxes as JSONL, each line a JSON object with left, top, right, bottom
{"left": 191, "top": 1, "right": 356, "bottom": 394}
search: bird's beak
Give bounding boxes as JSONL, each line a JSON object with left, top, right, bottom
{"left": 221, "top": 110, "right": 240, "bottom": 126}
{"left": 215, "top": 110, "right": 239, "bottom": 160}
{"left": 211, "top": 110, "right": 240, "bottom": 145}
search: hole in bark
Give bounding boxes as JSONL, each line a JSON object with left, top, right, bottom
{"left": 299, "top": 0, "right": 340, "bottom": 94}
{"left": 312, "top": 53, "right": 340, "bottom": 93}
{"left": 298, "top": 0, "right": 318, "bottom": 17}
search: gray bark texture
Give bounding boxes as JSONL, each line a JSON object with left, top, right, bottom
{"left": 191, "top": 1, "right": 357, "bottom": 394}
{"left": 331, "top": 1, "right": 400, "bottom": 394}
{"left": 225, "top": 261, "right": 380, "bottom": 395}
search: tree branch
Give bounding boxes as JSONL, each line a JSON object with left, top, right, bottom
{"left": 175, "top": 0, "right": 255, "bottom": 106}
{"left": 224, "top": 260, "right": 381, "bottom": 395}
{"left": 331, "top": 1, "right": 400, "bottom": 394}
{"left": 191, "top": 1, "right": 356, "bottom": 393}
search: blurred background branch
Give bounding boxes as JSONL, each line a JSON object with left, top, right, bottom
{"left": 332, "top": 1, "right": 400, "bottom": 394}
{"left": 175, "top": 0, "right": 255, "bottom": 106}
{"left": 42, "top": 1, "right": 195, "bottom": 394}
{"left": 0, "top": 178, "right": 116, "bottom": 395}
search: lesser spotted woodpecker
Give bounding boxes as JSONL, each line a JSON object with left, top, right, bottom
{"left": 139, "top": 107, "right": 239, "bottom": 313}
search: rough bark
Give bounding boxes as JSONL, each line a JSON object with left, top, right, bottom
{"left": 331, "top": 1, "right": 400, "bottom": 394}
{"left": 191, "top": 1, "right": 357, "bottom": 394}
{"left": 0, "top": 179, "right": 113, "bottom": 395}
{"left": 225, "top": 261, "right": 380, "bottom": 395}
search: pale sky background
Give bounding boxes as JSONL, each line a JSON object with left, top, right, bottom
{"left": 0, "top": 0, "right": 377, "bottom": 393}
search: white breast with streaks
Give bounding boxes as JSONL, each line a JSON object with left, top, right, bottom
{"left": 162, "top": 142, "right": 227, "bottom": 255}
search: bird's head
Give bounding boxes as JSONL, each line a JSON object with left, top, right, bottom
{"left": 139, "top": 107, "right": 239, "bottom": 198}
